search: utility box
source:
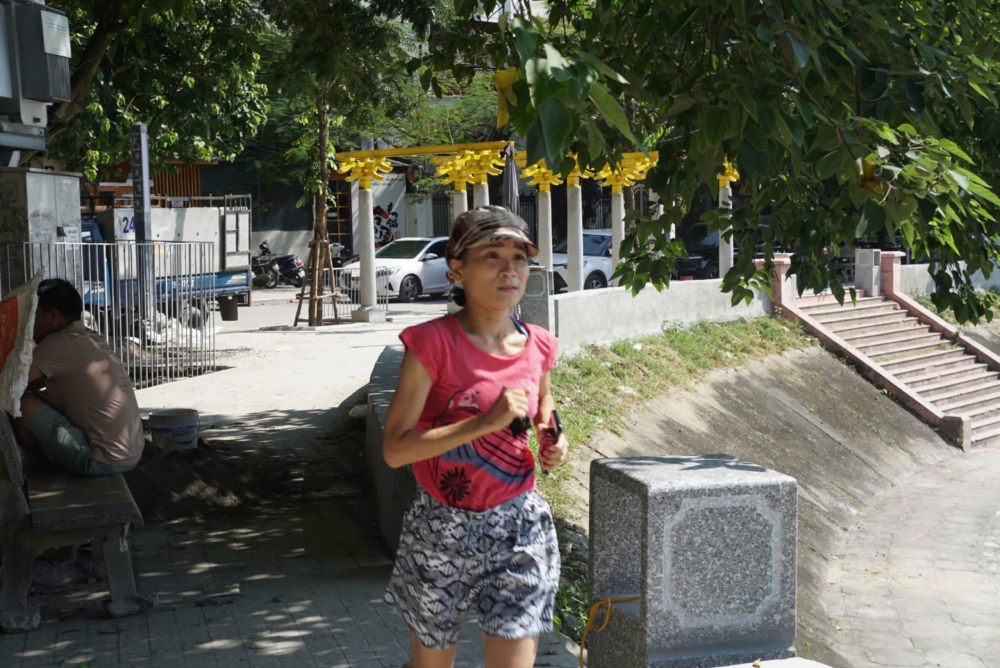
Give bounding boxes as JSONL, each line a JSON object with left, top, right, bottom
{"left": 15, "top": 2, "right": 71, "bottom": 103}
{"left": 0, "top": 0, "right": 71, "bottom": 134}
{"left": 0, "top": 166, "right": 80, "bottom": 244}
{"left": 517, "top": 266, "right": 554, "bottom": 332}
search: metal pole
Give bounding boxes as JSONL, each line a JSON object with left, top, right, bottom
{"left": 130, "top": 124, "right": 155, "bottom": 324}
{"left": 566, "top": 184, "right": 584, "bottom": 292}
{"left": 611, "top": 189, "right": 625, "bottom": 286}
{"left": 537, "top": 189, "right": 553, "bottom": 292}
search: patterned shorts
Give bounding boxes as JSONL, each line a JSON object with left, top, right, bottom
{"left": 384, "top": 488, "right": 561, "bottom": 649}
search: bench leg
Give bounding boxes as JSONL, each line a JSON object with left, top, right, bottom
{"left": 96, "top": 526, "right": 142, "bottom": 618}
{"left": 0, "top": 544, "right": 40, "bottom": 632}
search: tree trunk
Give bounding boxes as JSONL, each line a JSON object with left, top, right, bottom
{"left": 309, "top": 94, "right": 330, "bottom": 326}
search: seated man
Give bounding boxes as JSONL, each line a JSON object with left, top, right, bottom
{"left": 12, "top": 279, "right": 143, "bottom": 476}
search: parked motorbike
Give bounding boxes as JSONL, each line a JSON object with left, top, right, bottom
{"left": 252, "top": 240, "right": 305, "bottom": 288}
{"left": 329, "top": 242, "right": 352, "bottom": 268}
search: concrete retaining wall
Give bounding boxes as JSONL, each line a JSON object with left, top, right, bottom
{"left": 900, "top": 262, "right": 1000, "bottom": 296}
{"left": 366, "top": 345, "right": 415, "bottom": 553}
{"left": 551, "top": 279, "right": 771, "bottom": 356}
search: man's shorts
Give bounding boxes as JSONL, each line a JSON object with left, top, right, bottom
{"left": 27, "top": 405, "right": 132, "bottom": 477}
{"left": 384, "top": 488, "right": 560, "bottom": 650}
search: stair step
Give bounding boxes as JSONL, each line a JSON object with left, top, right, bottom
{"left": 819, "top": 310, "right": 909, "bottom": 328}
{"left": 840, "top": 322, "right": 927, "bottom": 344}
{"left": 958, "top": 400, "right": 1000, "bottom": 420}
{"left": 878, "top": 347, "right": 966, "bottom": 371}
{"left": 902, "top": 361, "right": 987, "bottom": 386}
{"left": 938, "top": 388, "right": 1000, "bottom": 413}
{"left": 806, "top": 301, "right": 899, "bottom": 319}
{"left": 972, "top": 412, "right": 1000, "bottom": 434}
{"left": 911, "top": 368, "right": 995, "bottom": 393}
{"left": 971, "top": 424, "right": 1000, "bottom": 445}
{"left": 860, "top": 333, "right": 946, "bottom": 356}
{"left": 799, "top": 295, "right": 883, "bottom": 311}
{"left": 921, "top": 377, "right": 1000, "bottom": 404}
{"left": 829, "top": 316, "right": 920, "bottom": 337}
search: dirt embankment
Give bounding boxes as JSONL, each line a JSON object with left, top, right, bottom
{"left": 559, "top": 346, "right": 962, "bottom": 667}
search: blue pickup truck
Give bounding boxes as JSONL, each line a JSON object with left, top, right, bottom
{"left": 80, "top": 217, "right": 251, "bottom": 324}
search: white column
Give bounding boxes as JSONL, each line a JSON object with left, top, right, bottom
{"left": 650, "top": 189, "right": 671, "bottom": 239}
{"left": 611, "top": 189, "right": 625, "bottom": 285}
{"left": 352, "top": 186, "right": 385, "bottom": 322}
{"left": 718, "top": 184, "right": 734, "bottom": 276}
{"left": 452, "top": 188, "right": 468, "bottom": 220}
{"left": 537, "top": 189, "right": 553, "bottom": 292}
{"left": 473, "top": 182, "right": 489, "bottom": 208}
{"left": 566, "top": 184, "right": 584, "bottom": 292}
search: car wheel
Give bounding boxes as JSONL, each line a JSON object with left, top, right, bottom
{"left": 584, "top": 272, "right": 607, "bottom": 290}
{"left": 398, "top": 275, "right": 421, "bottom": 303}
{"left": 704, "top": 263, "right": 719, "bottom": 280}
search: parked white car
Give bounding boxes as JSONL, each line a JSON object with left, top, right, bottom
{"left": 550, "top": 229, "right": 613, "bottom": 292}
{"left": 340, "top": 237, "right": 450, "bottom": 302}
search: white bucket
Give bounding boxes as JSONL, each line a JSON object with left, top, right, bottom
{"left": 149, "top": 409, "right": 200, "bottom": 452}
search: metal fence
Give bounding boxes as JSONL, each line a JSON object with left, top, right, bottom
{"left": 0, "top": 241, "right": 217, "bottom": 389}
{"left": 307, "top": 267, "right": 391, "bottom": 322}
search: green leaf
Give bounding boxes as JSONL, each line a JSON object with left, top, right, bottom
{"left": 736, "top": 90, "right": 758, "bottom": 122}
{"left": 939, "top": 139, "right": 973, "bottom": 164}
{"left": 756, "top": 23, "right": 776, "bottom": 43}
{"left": 667, "top": 94, "right": 697, "bottom": 117}
{"left": 589, "top": 82, "right": 639, "bottom": 145}
{"left": 537, "top": 98, "right": 576, "bottom": 168}
{"left": 577, "top": 52, "right": 628, "bottom": 84}
{"left": 699, "top": 107, "right": 734, "bottom": 147}
{"left": 585, "top": 120, "right": 606, "bottom": 165}
{"left": 789, "top": 37, "right": 810, "bottom": 70}
{"left": 816, "top": 149, "right": 845, "bottom": 180}
{"left": 543, "top": 44, "right": 573, "bottom": 81}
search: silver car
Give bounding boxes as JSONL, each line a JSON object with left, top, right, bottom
{"left": 340, "top": 237, "right": 450, "bottom": 302}
{"left": 551, "top": 229, "right": 613, "bottom": 292}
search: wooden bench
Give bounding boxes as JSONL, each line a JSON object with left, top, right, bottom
{"left": 0, "top": 415, "right": 146, "bottom": 632}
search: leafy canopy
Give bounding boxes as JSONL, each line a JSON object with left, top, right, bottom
{"left": 412, "top": 0, "right": 1000, "bottom": 322}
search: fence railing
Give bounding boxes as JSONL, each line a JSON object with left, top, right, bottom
{"left": 0, "top": 241, "right": 217, "bottom": 389}
{"left": 310, "top": 267, "right": 391, "bottom": 322}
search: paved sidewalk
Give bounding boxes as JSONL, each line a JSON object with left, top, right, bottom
{"left": 822, "top": 446, "right": 1000, "bottom": 667}
{"left": 0, "top": 296, "right": 580, "bottom": 667}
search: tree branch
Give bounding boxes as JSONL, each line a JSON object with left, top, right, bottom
{"left": 46, "top": 14, "right": 124, "bottom": 143}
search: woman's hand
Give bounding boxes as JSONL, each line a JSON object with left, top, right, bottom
{"left": 538, "top": 429, "right": 568, "bottom": 472}
{"left": 479, "top": 388, "right": 530, "bottom": 434}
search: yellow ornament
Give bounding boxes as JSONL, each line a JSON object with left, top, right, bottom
{"left": 717, "top": 155, "right": 740, "bottom": 189}
{"left": 493, "top": 67, "right": 520, "bottom": 129}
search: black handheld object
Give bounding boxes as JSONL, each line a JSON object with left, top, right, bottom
{"left": 548, "top": 409, "right": 562, "bottom": 437}
{"left": 509, "top": 416, "right": 532, "bottom": 436}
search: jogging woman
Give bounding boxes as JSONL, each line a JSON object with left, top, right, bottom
{"left": 382, "top": 206, "right": 569, "bottom": 668}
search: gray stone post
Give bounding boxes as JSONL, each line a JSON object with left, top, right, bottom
{"left": 589, "top": 455, "right": 798, "bottom": 668}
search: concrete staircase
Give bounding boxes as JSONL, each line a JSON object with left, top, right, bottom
{"left": 797, "top": 295, "right": 1000, "bottom": 448}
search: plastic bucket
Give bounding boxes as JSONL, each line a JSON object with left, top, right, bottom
{"left": 218, "top": 295, "right": 239, "bottom": 321}
{"left": 149, "top": 409, "right": 200, "bottom": 452}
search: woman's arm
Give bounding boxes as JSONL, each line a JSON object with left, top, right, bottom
{"left": 382, "top": 351, "right": 530, "bottom": 469}
{"left": 534, "top": 372, "right": 568, "bottom": 472}
{"left": 534, "top": 372, "right": 555, "bottom": 429}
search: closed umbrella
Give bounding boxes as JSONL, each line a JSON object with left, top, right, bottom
{"left": 500, "top": 143, "right": 520, "bottom": 218}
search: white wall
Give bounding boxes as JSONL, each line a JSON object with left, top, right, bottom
{"left": 251, "top": 229, "right": 312, "bottom": 261}
{"left": 900, "top": 262, "right": 1000, "bottom": 296}
{"left": 551, "top": 279, "right": 771, "bottom": 357}
{"left": 405, "top": 193, "right": 435, "bottom": 238}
